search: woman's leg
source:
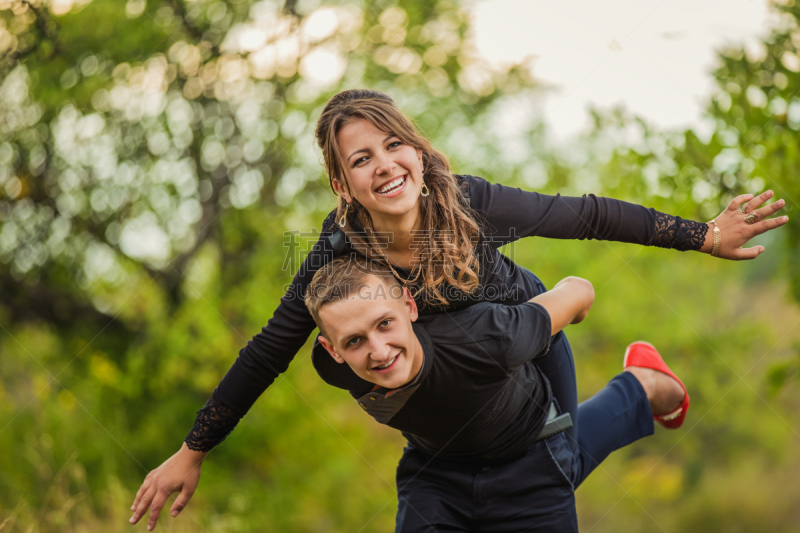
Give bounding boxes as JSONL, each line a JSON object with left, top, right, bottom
{"left": 515, "top": 267, "right": 581, "bottom": 451}
{"left": 572, "top": 371, "right": 654, "bottom": 487}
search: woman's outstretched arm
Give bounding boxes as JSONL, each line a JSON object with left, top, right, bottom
{"left": 463, "top": 174, "right": 787, "bottom": 260}
{"left": 185, "top": 210, "right": 343, "bottom": 441}
{"left": 210, "top": 212, "right": 341, "bottom": 418}
{"left": 129, "top": 211, "right": 343, "bottom": 530}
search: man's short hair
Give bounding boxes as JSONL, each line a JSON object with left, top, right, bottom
{"left": 304, "top": 254, "right": 401, "bottom": 337}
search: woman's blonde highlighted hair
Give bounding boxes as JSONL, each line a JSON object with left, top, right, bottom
{"left": 314, "top": 89, "right": 482, "bottom": 307}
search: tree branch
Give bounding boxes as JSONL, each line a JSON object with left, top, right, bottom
{"left": 3, "top": 0, "right": 62, "bottom": 68}
{"left": 163, "top": 0, "right": 220, "bottom": 57}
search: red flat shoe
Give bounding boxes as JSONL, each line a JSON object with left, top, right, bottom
{"left": 623, "top": 341, "right": 689, "bottom": 429}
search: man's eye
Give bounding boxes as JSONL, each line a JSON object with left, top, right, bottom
{"left": 379, "top": 319, "right": 391, "bottom": 328}
{"left": 347, "top": 337, "right": 361, "bottom": 346}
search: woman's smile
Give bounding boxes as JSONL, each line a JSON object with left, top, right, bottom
{"left": 375, "top": 174, "right": 408, "bottom": 197}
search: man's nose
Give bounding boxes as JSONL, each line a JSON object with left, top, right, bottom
{"left": 367, "top": 334, "right": 392, "bottom": 360}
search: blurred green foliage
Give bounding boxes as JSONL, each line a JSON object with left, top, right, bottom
{"left": 0, "top": 0, "right": 798, "bottom": 532}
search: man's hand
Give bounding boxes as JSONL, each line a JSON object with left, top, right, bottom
{"left": 531, "top": 277, "right": 595, "bottom": 335}
{"left": 130, "top": 443, "right": 207, "bottom": 531}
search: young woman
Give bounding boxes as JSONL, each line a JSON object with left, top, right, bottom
{"left": 130, "top": 89, "right": 788, "bottom": 531}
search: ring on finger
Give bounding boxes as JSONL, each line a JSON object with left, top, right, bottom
{"left": 744, "top": 212, "right": 759, "bottom": 224}
{"left": 738, "top": 202, "right": 749, "bottom": 213}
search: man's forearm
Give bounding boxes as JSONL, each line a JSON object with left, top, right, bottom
{"left": 528, "top": 277, "right": 594, "bottom": 335}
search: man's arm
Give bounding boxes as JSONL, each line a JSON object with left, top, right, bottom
{"left": 492, "top": 277, "right": 593, "bottom": 371}
{"left": 528, "top": 277, "right": 594, "bottom": 336}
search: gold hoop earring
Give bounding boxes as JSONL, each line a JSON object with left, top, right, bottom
{"left": 420, "top": 179, "right": 430, "bottom": 197}
{"left": 339, "top": 201, "right": 350, "bottom": 227}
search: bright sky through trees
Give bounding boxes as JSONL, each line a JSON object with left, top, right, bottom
{"left": 470, "top": 0, "right": 774, "bottom": 141}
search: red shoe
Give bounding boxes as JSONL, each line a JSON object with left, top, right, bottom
{"left": 623, "top": 341, "right": 689, "bottom": 429}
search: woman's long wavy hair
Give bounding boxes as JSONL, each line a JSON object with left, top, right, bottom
{"left": 315, "top": 88, "right": 482, "bottom": 307}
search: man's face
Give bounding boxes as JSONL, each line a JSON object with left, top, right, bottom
{"left": 318, "top": 275, "right": 423, "bottom": 390}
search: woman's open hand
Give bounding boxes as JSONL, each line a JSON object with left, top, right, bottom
{"left": 704, "top": 190, "right": 789, "bottom": 260}
{"left": 129, "top": 443, "right": 207, "bottom": 531}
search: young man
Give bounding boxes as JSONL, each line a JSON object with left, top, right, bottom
{"left": 305, "top": 255, "right": 688, "bottom": 533}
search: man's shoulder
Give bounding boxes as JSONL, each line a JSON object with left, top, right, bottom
{"left": 420, "top": 301, "right": 547, "bottom": 342}
{"left": 415, "top": 303, "right": 520, "bottom": 376}
{"left": 416, "top": 302, "right": 511, "bottom": 345}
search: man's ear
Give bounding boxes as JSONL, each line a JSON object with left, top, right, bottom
{"left": 403, "top": 286, "right": 419, "bottom": 322}
{"left": 331, "top": 179, "right": 351, "bottom": 203}
{"left": 319, "top": 335, "right": 344, "bottom": 363}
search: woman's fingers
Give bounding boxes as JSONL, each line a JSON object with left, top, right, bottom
{"left": 132, "top": 477, "right": 152, "bottom": 512}
{"left": 147, "top": 486, "right": 172, "bottom": 531}
{"left": 754, "top": 214, "right": 790, "bottom": 236}
{"left": 747, "top": 199, "right": 786, "bottom": 229}
{"left": 724, "top": 211, "right": 788, "bottom": 260}
{"left": 131, "top": 482, "right": 158, "bottom": 525}
{"left": 170, "top": 485, "right": 196, "bottom": 517}
{"left": 740, "top": 190, "right": 774, "bottom": 212}
{"left": 714, "top": 191, "right": 789, "bottom": 261}
{"left": 729, "top": 193, "right": 755, "bottom": 212}
{"left": 129, "top": 448, "right": 205, "bottom": 529}
{"left": 735, "top": 246, "right": 765, "bottom": 260}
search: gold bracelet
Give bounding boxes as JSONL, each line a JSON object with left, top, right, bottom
{"left": 708, "top": 219, "right": 721, "bottom": 257}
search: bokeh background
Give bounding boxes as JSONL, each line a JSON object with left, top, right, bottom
{"left": 1, "top": 0, "right": 799, "bottom": 531}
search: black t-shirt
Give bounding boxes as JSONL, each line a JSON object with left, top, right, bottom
{"left": 316, "top": 300, "right": 554, "bottom": 461}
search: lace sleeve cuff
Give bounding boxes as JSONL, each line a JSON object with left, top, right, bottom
{"left": 184, "top": 393, "right": 243, "bottom": 452}
{"left": 650, "top": 213, "right": 709, "bottom": 251}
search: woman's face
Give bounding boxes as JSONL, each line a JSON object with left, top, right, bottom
{"left": 334, "top": 117, "right": 424, "bottom": 225}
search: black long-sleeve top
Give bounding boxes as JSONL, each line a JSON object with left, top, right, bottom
{"left": 184, "top": 173, "right": 709, "bottom": 452}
